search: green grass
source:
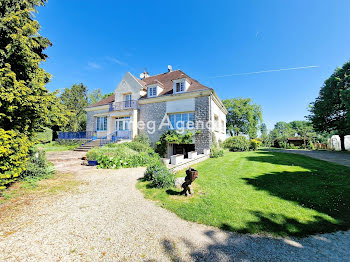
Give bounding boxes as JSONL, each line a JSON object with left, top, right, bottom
{"left": 137, "top": 150, "right": 350, "bottom": 237}
{"left": 35, "top": 141, "right": 81, "bottom": 152}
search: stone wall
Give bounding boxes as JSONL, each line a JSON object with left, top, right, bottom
{"left": 169, "top": 154, "right": 209, "bottom": 173}
{"left": 86, "top": 108, "right": 109, "bottom": 132}
{"left": 194, "top": 96, "right": 212, "bottom": 154}
{"left": 138, "top": 101, "right": 167, "bottom": 145}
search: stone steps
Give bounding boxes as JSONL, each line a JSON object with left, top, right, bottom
{"left": 73, "top": 140, "right": 101, "bottom": 152}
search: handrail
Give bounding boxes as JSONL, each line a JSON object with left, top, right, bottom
{"left": 109, "top": 100, "right": 138, "bottom": 112}
{"left": 99, "top": 130, "right": 131, "bottom": 146}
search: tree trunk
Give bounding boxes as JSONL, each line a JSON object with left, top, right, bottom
{"left": 52, "top": 125, "right": 59, "bottom": 141}
{"left": 339, "top": 134, "right": 346, "bottom": 151}
{"left": 229, "top": 129, "right": 234, "bottom": 137}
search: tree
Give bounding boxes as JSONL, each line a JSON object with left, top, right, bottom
{"left": 87, "top": 89, "right": 114, "bottom": 105}
{"left": 0, "top": 0, "right": 67, "bottom": 136}
{"left": 102, "top": 92, "right": 114, "bottom": 99}
{"left": 223, "top": 98, "right": 262, "bottom": 138}
{"left": 260, "top": 123, "right": 269, "bottom": 146}
{"left": 0, "top": 0, "right": 67, "bottom": 187}
{"left": 289, "top": 120, "right": 313, "bottom": 148}
{"left": 88, "top": 88, "right": 103, "bottom": 105}
{"left": 308, "top": 60, "right": 350, "bottom": 151}
{"left": 271, "top": 122, "right": 295, "bottom": 143}
{"left": 60, "top": 83, "right": 88, "bottom": 132}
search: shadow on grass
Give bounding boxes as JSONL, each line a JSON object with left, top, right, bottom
{"left": 166, "top": 189, "right": 182, "bottom": 196}
{"left": 221, "top": 211, "right": 339, "bottom": 237}
{"left": 241, "top": 151, "right": 350, "bottom": 235}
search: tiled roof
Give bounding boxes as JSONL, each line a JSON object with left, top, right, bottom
{"left": 87, "top": 70, "right": 210, "bottom": 108}
{"left": 87, "top": 94, "right": 114, "bottom": 108}
{"left": 139, "top": 70, "right": 209, "bottom": 97}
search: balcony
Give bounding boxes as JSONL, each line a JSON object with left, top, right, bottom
{"left": 109, "top": 100, "right": 138, "bottom": 111}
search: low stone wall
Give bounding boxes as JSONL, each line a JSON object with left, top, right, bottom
{"left": 168, "top": 154, "right": 209, "bottom": 173}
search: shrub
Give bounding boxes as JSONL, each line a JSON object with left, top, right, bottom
{"left": 144, "top": 161, "right": 164, "bottom": 181}
{"left": 86, "top": 142, "right": 161, "bottom": 169}
{"left": 308, "top": 141, "right": 315, "bottom": 150}
{"left": 132, "top": 134, "right": 150, "bottom": 146}
{"left": 33, "top": 127, "right": 52, "bottom": 144}
{"left": 223, "top": 136, "right": 250, "bottom": 152}
{"left": 149, "top": 165, "right": 175, "bottom": 188}
{"left": 0, "top": 129, "right": 31, "bottom": 189}
{"left": 250, "top": 139, "right": 262, "bottom": 151}
{"left": 124, "top": 141, "right": 154, "bottom": 154}
{"left": 21, "top": 148, "right": 54, "bottom": 182}
{"left": 210, "top": 145, "right": 224, "bottom": 158}
{"left": 155, "top": 130, "right": 195, "bottom": 157}
{"left": 279, "top": 141, "right": 288, "bottom": 149}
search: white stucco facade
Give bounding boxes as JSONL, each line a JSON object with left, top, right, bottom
{"left": 211, "top": 96, "right": 227, "bottom": 143}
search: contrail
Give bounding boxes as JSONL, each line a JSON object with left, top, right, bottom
{"left": 208, "top": 65, "right": 319, "bottom": 79}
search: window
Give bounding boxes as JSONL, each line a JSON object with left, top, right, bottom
{"left": 221, "top": 120, "right": 225, "bottom": 133}
{"left": 214, "top": 115, "right": 219, "bottom": 131}
{"left": 97, "top": 117, "right": 107, "bottom": 131}
{"left": 175, "top": 82, "right": 185, "bottom": 93}
{"left": 148, "top": 86, "right": 157, "bottom": 97}
{"left": 115, "top": 117, "right": 130, "bottom": 131}
{"left": 168, "top": 112, "right": 195, "bottom": 130}
{"left": 124, "top": 94, "right": 132, "bottom": 108}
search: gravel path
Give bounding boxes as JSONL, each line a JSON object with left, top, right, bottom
{"left": 0, "top": 151, "right": 349, "bottom": 261}
{"left": 272, "top": 149, "right": 350, "bottom": 168}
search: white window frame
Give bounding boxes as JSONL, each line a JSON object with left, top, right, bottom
{"left": 168, "top": 112, "right": 195, "bottom": 130}
{"left": 97, "top": 116, "right": 107, "bottom": 131}
{"left": 115, "top": 117, "right": 130, "bottom": 131}
{"left": 175, "top": 82, "right": 185, "bottom": 93}
{"left": 221, "top": 120, "right": 225, "bottom": 133}
{"left": 124, "top": 94, "right": 132, "bottom": 108}
{"left": 148, "top": 86, "right": 157, "bottom": 97}
{"left": 214, "top": 115, "right": 219, "bottom": 131}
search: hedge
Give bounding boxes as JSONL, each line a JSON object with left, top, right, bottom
{"left": 223, "top": 136, "right": 250, "bottom": 152}
{"left": 0, "top": 129, "right": 31, "bottom": 189}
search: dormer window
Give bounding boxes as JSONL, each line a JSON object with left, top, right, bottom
{"left": 173, "top": 78, "right": 189, "bottom": 94}
{"left": 148, "top": 86, "right": 157, "bottom": 97}
{"left": 176, "top": 82, "right": 185, "bottom": 93}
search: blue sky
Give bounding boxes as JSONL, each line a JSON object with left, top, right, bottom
{"left": 36, "top": 0, "right": 350, "bottom": 130}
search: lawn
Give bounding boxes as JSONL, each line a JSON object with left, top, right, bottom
{"left": 137, "top": 150, "right": 350, "bottom": 237}
{"left": 35, "top": 141, "right": 81, "bottom": 152}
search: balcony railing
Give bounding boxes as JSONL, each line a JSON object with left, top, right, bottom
{"left": 58, "top": 131, "right": 96, "bottom": 140}
{"left": 109, "top": 100, "right": 138, "bottom": 111}
{"left": 99, "top": 130, "right": 131, "bottom": 146}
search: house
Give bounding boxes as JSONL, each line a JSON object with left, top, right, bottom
{"left": 85, "top": 67, "right": 227, "bottom": 158}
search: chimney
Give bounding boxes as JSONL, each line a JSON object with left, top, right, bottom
{"left": 168, "top": 65, "right": 173, "bottom": 72}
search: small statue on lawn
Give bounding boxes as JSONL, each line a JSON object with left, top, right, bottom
{"left": 181, "top": 167, "right": 199, "bottom": 197}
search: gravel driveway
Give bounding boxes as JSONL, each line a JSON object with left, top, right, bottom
{"left": 271, "top": 149, "right": 350, "bottom": 168}
{"left": 0, "top": 151, "right": 349, "bottom": 261}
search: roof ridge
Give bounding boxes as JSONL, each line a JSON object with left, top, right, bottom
{"left": 144, "top": 69, "right": 181, "bottom": 79}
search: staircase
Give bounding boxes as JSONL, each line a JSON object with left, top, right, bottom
{"left": 72, "top": 130, "right": 132, "bottom": 152}
{"left": 73, "top": 139, "right": 101, "bottom": 152}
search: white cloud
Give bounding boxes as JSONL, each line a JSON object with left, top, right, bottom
{"left": 87, "top": 62, "right": 101, "bottom": 69}
{"left": 106, "top": 56, "right": 127, "bottom": 66}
